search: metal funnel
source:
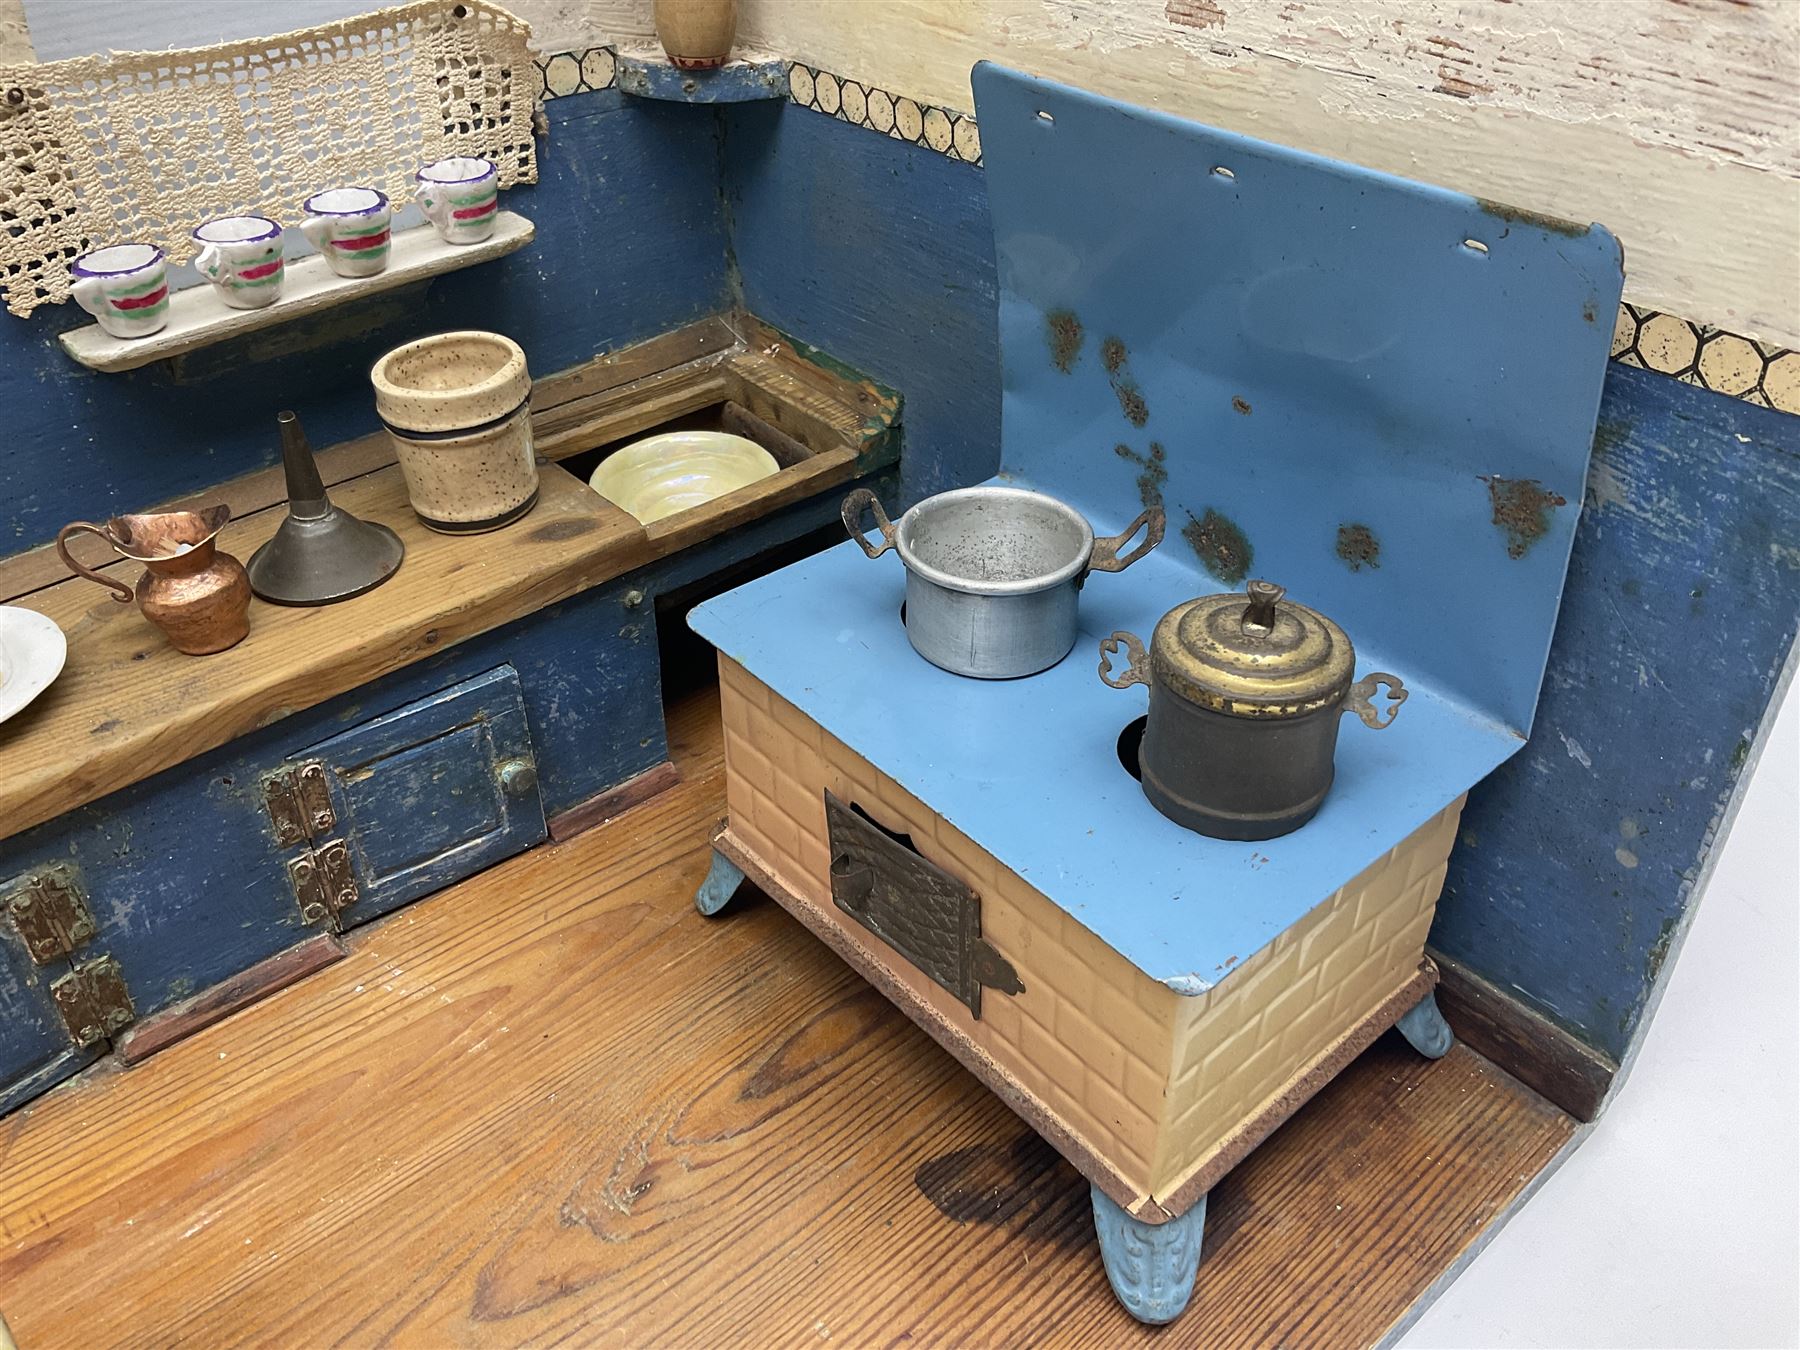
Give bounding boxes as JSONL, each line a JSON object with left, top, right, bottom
{"left": 247, "top": 411, "right": 405, "bottom": 605}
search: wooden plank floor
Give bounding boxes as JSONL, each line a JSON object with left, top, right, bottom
{"left": 0, "top": 688, "right": 1573, "bottom": 1349}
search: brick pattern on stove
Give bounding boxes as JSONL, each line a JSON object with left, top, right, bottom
{"left": 1151, "top": 799, "right": 1462, "bottom": 1192}
{"left": 718, "top": 657, "right": 1462, "bottom": 1202}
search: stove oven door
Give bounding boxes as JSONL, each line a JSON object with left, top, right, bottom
{"left": 824, "top": 791, "right": 1022, "bottom": 1019}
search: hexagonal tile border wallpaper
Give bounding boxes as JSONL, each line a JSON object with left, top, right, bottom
{"left": 1612, "top": 304, "right": 1797, "bottom": 412}
{"left": 537, "top": 47, "right": 616, "bottom": 100}
{"left": 534, "top": 49, "right": 1796, "bottom": 416}
{"left": 785, "top": 63, "right": 983, "bottom": 165}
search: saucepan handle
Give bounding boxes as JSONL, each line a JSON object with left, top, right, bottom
{"left": 1345, "top": 672, "right": 1408, "bottom": 729}
{"left": 1098, "top": 630, "right": 1151, "bottom": 690}
{"left": 841, "top": 488, "right": 898, "bottom": 560}
{"left": 55, "top": 522, "right": 134, "bottom": 603}
{"left": 1089, "top": 506, "right": 1166, "bottom": 574}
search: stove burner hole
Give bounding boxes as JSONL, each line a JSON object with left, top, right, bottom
{"left": 1116, "top": 716, "right": 1147, "bottom": 782}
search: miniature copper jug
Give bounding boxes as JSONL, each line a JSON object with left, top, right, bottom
{"left": 56, "top": 506, "right": 252, "bottom": 655}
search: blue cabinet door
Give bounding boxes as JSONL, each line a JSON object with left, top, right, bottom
{"left": 297, "top": 664, "right": 547, "bottom": 929}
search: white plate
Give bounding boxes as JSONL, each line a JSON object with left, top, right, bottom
{"left": 0, "top": 606, "right": 68, "bottom": 726}
{"left": 589, "top": 430, "right": 781, "bottom": 526}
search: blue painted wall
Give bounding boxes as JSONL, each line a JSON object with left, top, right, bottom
{"left": 0, "top": 90, "right": 731, "bottom": 555}
{"left": 723, "top": 102, "right": 1002, "bottom": 505}
{"left": 720, "top": 101, "right": 1800, "bottom": 1064}
{"left": 1438, "top": 367, "right": 1800, "bottom": 1054}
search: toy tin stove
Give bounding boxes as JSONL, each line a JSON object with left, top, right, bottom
{"left": 689, "top": 65, "right": 1621, "bottom": 1325}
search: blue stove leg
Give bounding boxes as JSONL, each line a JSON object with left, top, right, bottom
{"left": 1090, "top": 1184, "right": 1207, "bottom": 1325}
{"left": 693, "top": 848, "right": 746, "bottom": 917}
{"left": 1396, "top": 989, "right": 1454, "bottom": 1059}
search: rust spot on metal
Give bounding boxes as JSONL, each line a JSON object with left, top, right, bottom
{"left": 1475, "top": 197, "right": 1590, "bottom": 238}
{"left": 529, "top": 518, "right": 594, "bottom": 542}
{"left": 1481, "top": 476, "right": 1567, "bottom": 558}
{"left": 1100, "top": 335, "right": 1148, "bottom": 427}
{"left": 1115, "top": 441, "right": 1167, "bottom": 509}
{"left": 1115, "top": 383, "right": 1148, "bottom": 427}
{"left": 1336, "top": 523, "right": 1381, "bottom": 571}
{"left": 1232, "top": 396, "right": 1252, "bottom": 415}
{"left": 1045, "top": 309, "right": 1083, "bottom": 373}
{"left": 1182, "top": 507, "right": 1253, "bottom": 586}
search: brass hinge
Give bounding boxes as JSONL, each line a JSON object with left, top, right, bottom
{"left": 262, "top": 759, "right": 336, "bottom": 846}
{"left": 4, "top": 867, "right": 97, "bottom": 966}
{"left": 50, "top": 955, "right": 135, "bottom": 1048}
{"left": 288, "top": 838, "right": 358, "bottom": 926}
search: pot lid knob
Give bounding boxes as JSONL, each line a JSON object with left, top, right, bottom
{"left": 1242, "top": 579, "right": 1285, "bottom": 637}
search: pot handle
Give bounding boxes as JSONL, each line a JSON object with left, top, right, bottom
{"left": 1345, "top": 672, "right": 1408, "bottom": 729}
{"left": 55, "top": 522, "right": 134, "bottom": 603}
{"left": 841, "top": 488, "right": 898, "bottom": 559}
{"left": 1098, "top": 630, "right": 1151, "bottom": 690}
{"left": 1089, "top": 506, "right": 1166, "bottom": 574}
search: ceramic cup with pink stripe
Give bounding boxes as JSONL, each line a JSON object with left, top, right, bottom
{"left": 70, "top": 243, "right": 169, "bottom": 339}
{"left": 299, "top": 187, "right": 392, "bottom": 278}
{"left": 416, "top": 157, "right": 499, "bottom": 245}
{"left": 193, "top": 214, "right": 286, "bottom": 309}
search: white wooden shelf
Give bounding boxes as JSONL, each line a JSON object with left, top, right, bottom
{"left": 59, "top": 212, "right": 535, "bottom": 373}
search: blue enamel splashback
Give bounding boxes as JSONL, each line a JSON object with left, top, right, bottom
{"left": 972, "top": 63, "right": 1624, "bottom": 738}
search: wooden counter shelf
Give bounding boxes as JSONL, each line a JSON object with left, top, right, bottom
{"left": 0, "top": 313, "right": 900, "bottom": 846}
{"left": 0, "top": 462, "right": 643, "bottom": 844}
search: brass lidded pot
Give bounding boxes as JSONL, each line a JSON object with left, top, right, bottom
{"left": 1099, "top": 579, "right": 1406, "bottom": 840}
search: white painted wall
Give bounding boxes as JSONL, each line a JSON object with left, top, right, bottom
{"left": 725, "top": 0, "right": 1800, "bottom": 349}
{"left": 0, "top": 0, "right": 32, "bottom": 62}
{"left": 16, "top": 0, "right": 599, "bottom": 62}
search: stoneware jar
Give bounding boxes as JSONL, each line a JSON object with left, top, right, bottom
{"left": 193, "top": 214, "right": 286, "bottom": 309}
{"left": 370, "top": 331, "right": 538, "bottom": 533}
{"left": 55, "top": 506, "right": 251, "bottom": 655}
{"left": 70, "top": 243, "right": 169, "bottom": 339}
{"left": 299, "top": 187, "right": 392, "bottom": 277}
{"left": 654, "top": 0, "right": 738, "bottom": 68}
{"left": 416, "top": 157, "right": 499, "bottom": 244}
{"left": 1099, "top": 579, "right": 1407, "bottom": 840}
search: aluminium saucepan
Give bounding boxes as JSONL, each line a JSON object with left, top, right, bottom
{"left": 842, "top": 485, "right": 1165, "bottom": 679}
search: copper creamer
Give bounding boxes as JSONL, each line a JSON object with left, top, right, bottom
{"left": 56, "top": 506, "right": 252, "bottom": 655}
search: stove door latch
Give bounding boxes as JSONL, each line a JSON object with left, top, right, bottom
{"left": 824, "top": 791, "right": 1023, "bottom": 1019}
